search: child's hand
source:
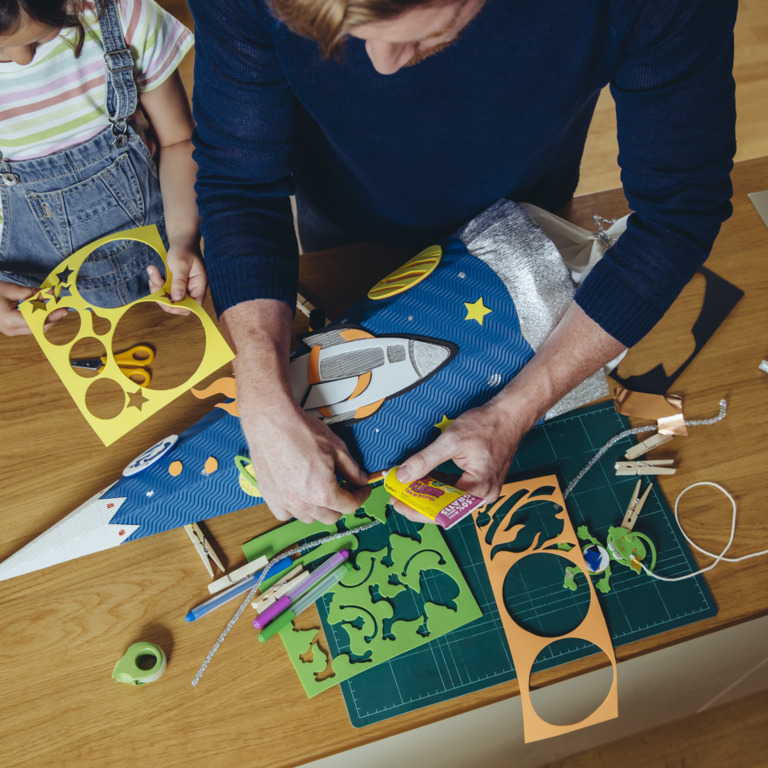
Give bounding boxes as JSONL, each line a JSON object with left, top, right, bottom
{"left": 0, "top": 281, "right": 68, "bottom": 336}
{"left": 146, "top": 236, "right": 207, "bottom": 315}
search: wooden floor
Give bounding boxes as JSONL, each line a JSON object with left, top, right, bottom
{"left": 158, "top": 2, "right": 768, "bottom": 765}
{"left": 546, "top": 688, "right": 768, "bottom": 768}
{"left": 577, "top": 0, "right": 768, "bottom": 195}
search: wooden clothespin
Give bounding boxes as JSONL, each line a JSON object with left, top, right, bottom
{"left": 184, "top": 523, "right": 225, "bottom": 578}
{"left": 624, "top": 433, "right": 674, "bottom": 461}
{"left": 621, "top": 479, "right": 653, "bottom": 531}
{"left": 614, "top": 459, "right": 676, "bottom": 476}
{"left": 251, "top": 566, "right": 308, "bottom": 612}
{"left": 207, "top": 555, "right": 269, "bottom": 595}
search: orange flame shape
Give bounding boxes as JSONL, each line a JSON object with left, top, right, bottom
{"left": 191, "top": 376, "right": 239, "bottom": 417}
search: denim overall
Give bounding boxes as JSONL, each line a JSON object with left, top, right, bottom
{"left": 0, "top": 0, "right": 166, "bottom": 307}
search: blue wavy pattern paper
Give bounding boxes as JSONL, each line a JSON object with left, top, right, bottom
{"left": 106, "top": 408, "right": 261, "bottom": 541}
{"left": 325, "top": 237, "right": 535, "bottom": 472}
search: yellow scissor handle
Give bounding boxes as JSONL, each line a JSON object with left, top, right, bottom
{"left": 112, "top": 344, "right": 154, "bottom": 367}
{"left": 118, "top": 367, "right": 151, "bottom": 387}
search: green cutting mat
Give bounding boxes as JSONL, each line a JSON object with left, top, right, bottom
{"left": 323, "top": 400, "right": 717, "bottom": 727}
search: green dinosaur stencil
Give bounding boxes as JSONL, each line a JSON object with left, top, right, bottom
{"left": 247, "top": 485, "right": 482, "bottom": 697}
{"left": 241, "top": 496, "right": 387, "bottom": 591}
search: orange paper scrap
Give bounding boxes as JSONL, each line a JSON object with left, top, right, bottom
{"left": 614, "top": 387, "right": 686, "bottom": 436}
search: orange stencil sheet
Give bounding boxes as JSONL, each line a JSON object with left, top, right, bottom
{"left": 19, "top": 226, "right": 234, "bottom": 446}
{"left": 472, "top": 475, "right": 618, "bottom": 742}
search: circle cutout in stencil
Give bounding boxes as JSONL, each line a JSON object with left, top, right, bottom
{"left": 111, "top": 302, "right": 205, "bottom": 391}
{"left": 84, "top": 377, "right": 126, "bottom": 420}
{"left": 501, "top": 552, "right": 590, "bottom": 637}
{"left": 42, "top": 308, "right": 80, "bottom": 346}
{"left": 529, "top": 639, "right": 614, "bottom": 726}
{"left": 75, "top": 239, "right": 163, "bottom": 308}
{"left": 69, "top": 337, "right": 108, "bottom": 380}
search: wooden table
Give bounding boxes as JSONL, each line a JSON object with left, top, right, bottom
{"left": 1, "top": 158, "right": 766, "bottom": 768}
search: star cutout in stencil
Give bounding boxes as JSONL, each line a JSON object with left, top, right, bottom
{"left": 434, "top": 414, "right": 455, "bottom": 433}
{"left": 43, "top": 286, "right": 62, "bottom": 307}
{"left": 56, "top": 266, "right": 73, "bottom": 283}
{"left": 464, "top": 297, "right": 492, "bottom": 325}
{"left": 29, "top": 294, "right": 49, "bottom": 312}
{"left": 127, "top": 389, "right": 149, "bottom": 410}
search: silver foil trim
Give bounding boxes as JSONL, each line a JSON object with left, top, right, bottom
{"left": 453, "top": 199, "right": 610, "bottom": 418}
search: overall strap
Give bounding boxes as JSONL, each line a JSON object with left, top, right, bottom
{"left": 96, "top": 0, "right": 137, "bottom": 148}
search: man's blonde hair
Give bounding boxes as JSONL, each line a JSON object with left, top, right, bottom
{"left": 267, "top": 0, "right": 453, "bottom": 58}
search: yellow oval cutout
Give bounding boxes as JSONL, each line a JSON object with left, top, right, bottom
{"left": 367, "top": 244, "right": 442, "bottom": 300}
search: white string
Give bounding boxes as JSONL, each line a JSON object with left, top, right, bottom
{"left": 563, "top": 398, "right": 728, "bottom": 499}
{"left": 191, "top": 520, "right": 380, "bottom": 687}
{"left": 638, "top": 481, "right": 768, "bottom": 582}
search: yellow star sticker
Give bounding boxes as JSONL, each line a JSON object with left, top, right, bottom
{"left": 464, "top": 297, "right": 492, "bottom": 325}
{"left": 434, "top": 415, "right": 454, "bottom": 433}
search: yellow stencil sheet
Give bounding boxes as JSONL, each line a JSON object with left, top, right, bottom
{"left": 472, "top": 475, "right": 618, "bottom": 742}
{"left": 19, "top": 226, "right": 234, "bottom": 446}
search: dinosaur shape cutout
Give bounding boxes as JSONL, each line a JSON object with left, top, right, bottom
{"left": 245, "top": 487, "right": 482, "bottom": 698}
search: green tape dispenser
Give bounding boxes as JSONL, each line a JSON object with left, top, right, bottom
{"left": 112, "top": 641, "right": 167, "bottom": 685}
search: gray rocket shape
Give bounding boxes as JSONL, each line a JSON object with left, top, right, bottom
{"left": 289, "top": 326, "right": 456, "bottom": 424}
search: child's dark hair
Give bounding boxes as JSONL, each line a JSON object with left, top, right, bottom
{"left": 0, "top": 1, "right": 87, "bottom": 56}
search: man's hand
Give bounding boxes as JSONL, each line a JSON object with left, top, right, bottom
{"left": 244, "top": 399, "right": 371, "bottom": 524}
{"left": 392, "top": 301, "right": 627, "bottom": 523}
{"left": 0, "top": 281, "right": 68, "bottom": 336}
{"left": 147, "top": 235, "right": 207, "bottom": 314}
{"left": 223, "top": 298, "right": 370, "bottom": 525}
{"left": 390, "top": 399, "right": 529, "bottom": 524}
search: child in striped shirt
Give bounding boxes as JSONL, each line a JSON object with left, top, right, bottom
{"left": 0, "top": 0, "right": 205, "bottom": 335}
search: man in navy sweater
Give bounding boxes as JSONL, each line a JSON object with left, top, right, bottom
{"left": 188, "top": 0, "right": 737, "bottom": 524}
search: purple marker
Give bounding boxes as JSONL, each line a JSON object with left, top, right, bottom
{"left": 253, "top": 549, "right": 350, "bottom": 628}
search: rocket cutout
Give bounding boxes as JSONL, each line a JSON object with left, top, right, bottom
{"left": 290, "top": 326, "right": 455, "bottom": 424}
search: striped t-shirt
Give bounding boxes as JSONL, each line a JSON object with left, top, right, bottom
{"left": 0, "top": 0, "right": 193, "bottom": 237}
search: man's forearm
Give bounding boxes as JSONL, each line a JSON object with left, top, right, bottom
{"left": 220, "top": 297, "right": 371, "bottom": 523}
{"left": 494, "top": 300, "right": 626, "bottom": 429}
{"left": 221, "top": 298, "right": 296, "bottom": 408}
{"left": 391, "top": 299, "right": 627, "bottom": 509}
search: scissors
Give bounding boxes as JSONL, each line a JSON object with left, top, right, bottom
{"left": 70, "top": 344, "right": 154, "bottom": 387}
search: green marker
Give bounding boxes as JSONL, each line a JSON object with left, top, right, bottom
{"left": 256, "top": 561, "right": 353, "bottom": 643}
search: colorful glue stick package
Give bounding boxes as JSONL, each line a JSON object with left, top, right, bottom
{"left": 383, "top": 467, "right": 486, "bottom": 529}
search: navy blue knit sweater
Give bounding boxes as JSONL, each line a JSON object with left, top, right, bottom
{"left": 188, "top": 0, "right": 736, "bottom": 347}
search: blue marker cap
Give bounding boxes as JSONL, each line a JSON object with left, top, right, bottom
{"left": 185, "top": 555, "right": 294, "bottom": 622}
